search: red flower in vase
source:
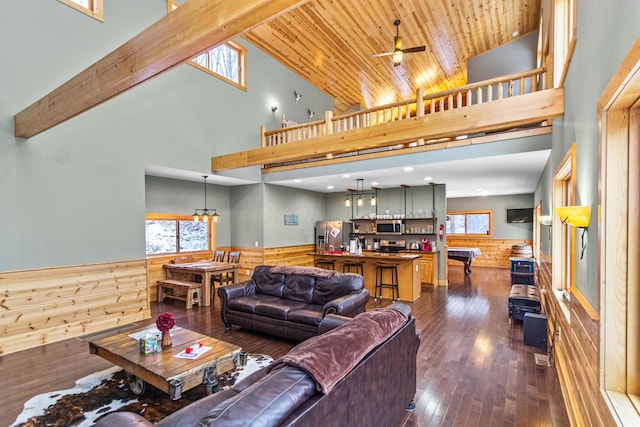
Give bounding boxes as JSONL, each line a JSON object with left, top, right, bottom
{"left": 155, "top": 312, "right": 176, "bottom": 332}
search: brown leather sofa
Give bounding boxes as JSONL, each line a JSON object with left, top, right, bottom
{"left": 218, "top": 265, "right": 370, "bottom": 341}
{"left": 94, "top": 303, "right": 419, "bottom": 427}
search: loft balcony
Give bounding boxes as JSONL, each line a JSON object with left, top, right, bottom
{"left": 211, "top": 68, "right": 563, "bottom": 173}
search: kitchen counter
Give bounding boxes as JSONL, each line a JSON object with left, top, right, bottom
{"left": 309, "top": 251, "right": 421, "bottom": 301}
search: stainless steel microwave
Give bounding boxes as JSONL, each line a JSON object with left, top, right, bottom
{"left": 376, "top": 220, "right": 403, "bottom": 234}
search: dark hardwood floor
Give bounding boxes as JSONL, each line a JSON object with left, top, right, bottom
{"left": 0, "top": 266, "right": 569, "bottom": 426}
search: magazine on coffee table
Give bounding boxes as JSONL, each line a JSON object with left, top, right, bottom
{"left": 175, "top": 345, "right": 211, "bottom": 359}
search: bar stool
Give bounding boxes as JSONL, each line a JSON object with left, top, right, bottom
{"left": 315, "top": 259, "right": 335, "bottom": 270}
{"left": 374, "top": 262, "right": 399, "bottom": 302}
{"left": 343, "top": 261, "right": 364, "bottom": 277}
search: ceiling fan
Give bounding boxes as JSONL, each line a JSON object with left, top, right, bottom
{"left": 371, "top": 19, "right": 426, "bottom": 67}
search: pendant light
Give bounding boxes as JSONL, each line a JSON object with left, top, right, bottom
{"left": 192, "top": 175, "right": 220, "bottom": 222}
{"left": 344, "top": 179, "right": 377, "bottom": 210}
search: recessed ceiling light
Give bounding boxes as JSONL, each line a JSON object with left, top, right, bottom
{"left": 476, "top": 188, "right": 484, "bottom": 192}
{"left": 327, "top": 185, "right": 334, "bottom": 190}
{"left": 404, "top": 167, "right": 413, "bottom": 172}
{"left": 294, "top": 179, "right": 301, "bottom": 183}
{"left": 342, "top": 174, "right": 350, "bottom": 178}
{"left": 371, "top": 181, "right": 379, "bottom": 186}
{"left": 424, "top": 176, "right": 433, "bottom": 181}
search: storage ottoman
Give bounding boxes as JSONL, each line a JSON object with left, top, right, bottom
{"left": 508, "top": 284, "right": 541, "bottom": 321}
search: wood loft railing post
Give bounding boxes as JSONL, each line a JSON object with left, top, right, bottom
{"left": 260, "top": 125, "right": 266, "bottom": 148}
{"left": 325, "top": 110, "right": 333, "bottom": 135}
{"left": 416, "top": 87, "right": 425, "bottom": 145}
{"left": 416, "top": 87, "right": 425, "bottom": 117}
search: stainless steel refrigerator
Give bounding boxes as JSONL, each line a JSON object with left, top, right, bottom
{"left": 315, "top": 221, "right": 352, "bottom": 252}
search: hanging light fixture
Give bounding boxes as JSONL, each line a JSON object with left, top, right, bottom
{"left": 344, "top": 179, "right": 377, "bottom": 211}
{"left": 192, "top": 175, "right": 220, "bottom": 222}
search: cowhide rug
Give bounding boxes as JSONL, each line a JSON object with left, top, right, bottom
{"left": 12, "top": 354, "right": 273, "bottom": 427}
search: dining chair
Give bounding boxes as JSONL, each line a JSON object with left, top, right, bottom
{"left": 212, "top": 250, "right": 226, "bottom": 262}
{"left": 211, "top": 251, "right": 240, "bottom": 301}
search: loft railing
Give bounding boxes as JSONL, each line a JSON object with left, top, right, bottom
{"left": 261, "top": 68, "right": 546, "bottom": 148}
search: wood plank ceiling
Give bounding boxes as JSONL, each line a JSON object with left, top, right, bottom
{"left": 244, "top": 0, "right": 541, "bottom": 113}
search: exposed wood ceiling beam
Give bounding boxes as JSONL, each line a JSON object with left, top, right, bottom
{"left": 14, "top": 0, "right": 309, "bottom": 139}
{"left": 211, "top": 88, "right": 564, "bottom": 171}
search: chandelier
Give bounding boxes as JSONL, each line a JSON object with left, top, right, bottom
{"left": 344, "top": 178, "right": 377, "bottom": 207}
{"left": 193, "top": 175, "right": 219, "bottom": 222}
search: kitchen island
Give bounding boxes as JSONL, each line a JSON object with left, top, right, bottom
{"left": 309, "top": 252, "right": 421, "bottom": 302}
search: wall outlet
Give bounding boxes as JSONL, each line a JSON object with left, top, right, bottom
{"left": 255, "top": 241, "right": 259, "bottom": 247}
{"left": 557, "top": 326, "right": 561, "bottom": 339}
{"left": 246, "top": 269, "right": 250, "bottom": 275}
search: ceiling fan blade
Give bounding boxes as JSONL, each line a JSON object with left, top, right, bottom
{"left": 401, "top": 46, "right": 426, "bottom": 54}
{"left": 371, "top": 52, "right": 394, "bottom": 57}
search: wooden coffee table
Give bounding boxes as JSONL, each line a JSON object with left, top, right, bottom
{"left": 88, "top": 326, "right": 242, "bottom": 400}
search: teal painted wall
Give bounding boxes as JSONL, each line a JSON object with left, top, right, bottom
{"left": 0, "top": 0, "right": 332, "bottom": 270}
{"left": 534, "top": 0, "right": 640, "bottom": 307}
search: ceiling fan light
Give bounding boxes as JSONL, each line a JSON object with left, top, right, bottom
{"left": 392, "top": 50, "right": 403, "bottom": 65}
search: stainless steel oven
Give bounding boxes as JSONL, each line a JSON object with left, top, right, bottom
{"left": 376, "top": 220, "right": 404, "bottom": 235}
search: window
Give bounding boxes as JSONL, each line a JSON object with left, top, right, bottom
{"left": 446, "top": 211, "right": 492, "bottom": 236}
{"left": 600, "top": 38, "right": 640, "bottom": 422}
{"left": 167, "top": 0, "right": 247, "bottom": 90}
{"left": 553, "top": 0, "right": 577, "bottom": 86}
{"left": 145, "top": 214, "right": 211, "bottom": 255}
{"left": 551, "top": 143, "right": 576, "bottom": 301}
{"left": 58, "top": 0, "right": 103, "bottom": 21}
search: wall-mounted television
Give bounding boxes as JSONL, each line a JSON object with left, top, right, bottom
{"left": 506, "top": 208, "right": 534, "bottom": 223}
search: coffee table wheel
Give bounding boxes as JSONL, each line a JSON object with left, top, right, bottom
{"left": 204, "top": 365, "right": 219, "bottom": 395}
{"left": 126, "top": 372, "right": 146, "bottom": 396}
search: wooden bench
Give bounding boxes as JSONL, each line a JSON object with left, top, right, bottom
{"left": 157, "top": 279, "right": 202, "bottom": 309}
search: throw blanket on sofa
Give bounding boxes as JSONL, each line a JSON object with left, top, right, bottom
{"left": 269, "top": 306, "right": 408, "bottom": 393}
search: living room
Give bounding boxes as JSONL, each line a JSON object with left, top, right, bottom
{"left": 1, "top": 0, "right": 640, "bottom": 426}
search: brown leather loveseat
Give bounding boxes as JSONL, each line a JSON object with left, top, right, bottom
{"left": 218, "top": 265, "right": 370, "bottom": 341}
{"left": 95, "top": 303, "right": 419, "bottom": 427}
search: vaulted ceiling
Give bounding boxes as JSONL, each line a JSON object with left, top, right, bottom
{"left": 243, "top": 0, "right": 541, "bottom": 113}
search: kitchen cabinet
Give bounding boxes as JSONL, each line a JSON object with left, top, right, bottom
{"left": 420, "top": 252, "right": 439, "bottom": 286}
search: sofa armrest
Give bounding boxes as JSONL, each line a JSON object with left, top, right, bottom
{"left": 323, "top": 289, "right": 370, "bottom": 317}
{"left": 218, "top": 279, "right": 256, "bottom": 300}
{"left": 231, "top": 365, "right": 269, "bottom": 392}
{"left": 318, "top": 313, "right": 353, "bottom": 334}
{"left": 218, "top": 280, "right": 256, "bottom": 329}
{"left": 94, "top": 412, "right": 154, "bottom": 427}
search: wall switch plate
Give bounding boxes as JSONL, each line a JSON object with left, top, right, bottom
{"left": 254, "top": 241, "right": 259, "bottom": 247}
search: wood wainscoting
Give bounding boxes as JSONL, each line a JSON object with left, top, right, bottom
{"left": 264, "top": 244, "right": 315, "bottom": 268}
{"left": 537, "top": 252, "right": 616, "bottom": 426}
{"left": 446, "top": 238, "right": 533, "bottom": 269}
{"left": 0, "top": 259, "right": 149, "bottom": 356}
